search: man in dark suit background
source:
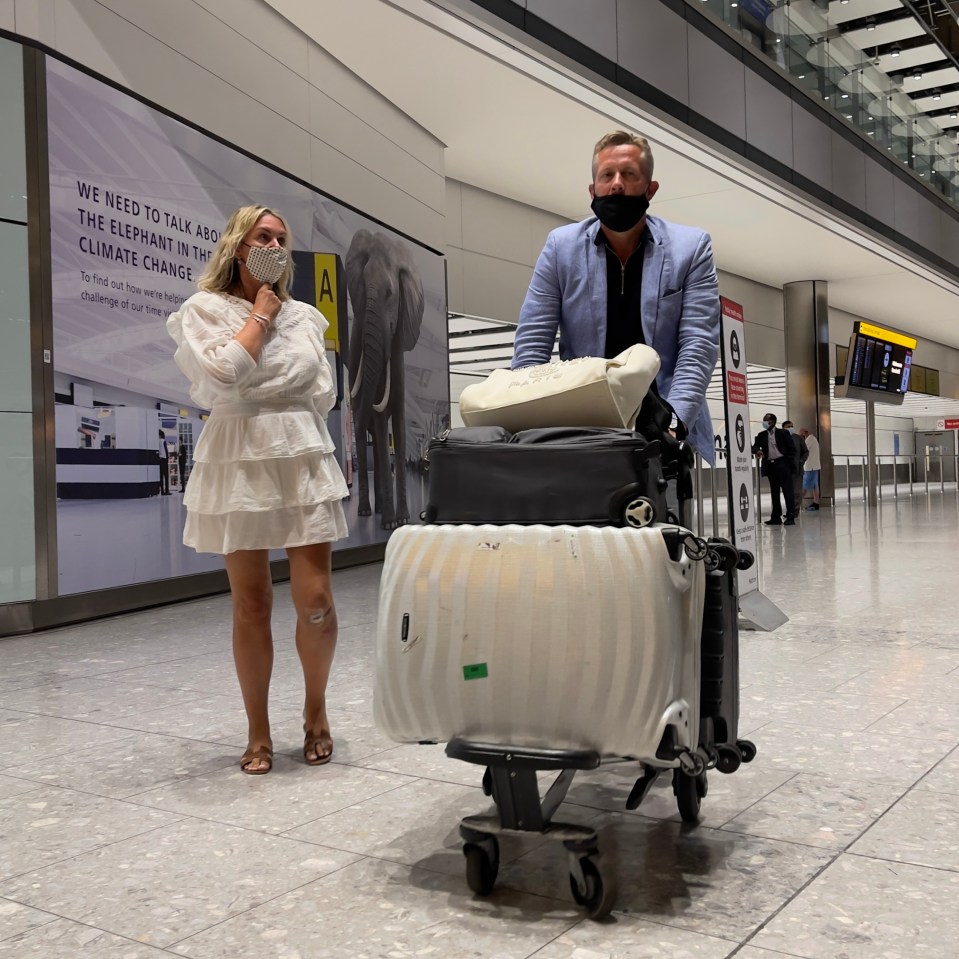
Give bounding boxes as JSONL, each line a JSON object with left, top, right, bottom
{"left": 752, "top": 412, "right": 797, "bottom": 525}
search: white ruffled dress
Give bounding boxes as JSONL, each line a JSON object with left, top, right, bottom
{"left": 167, "top": 291, "right": 349, "bottom": 554}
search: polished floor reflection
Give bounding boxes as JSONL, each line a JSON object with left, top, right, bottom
{"left": 0, "top": 493, "right": 957, "bottom": 957}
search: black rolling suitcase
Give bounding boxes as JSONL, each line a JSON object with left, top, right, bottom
{"left": 422, "top": 425, "right": 668, "bottom": 527}
{"left": 697, "top": 538, "right": 756, "bottom": 773}
{"left": 422, "top": 389, "right": 691, "bottom": 529}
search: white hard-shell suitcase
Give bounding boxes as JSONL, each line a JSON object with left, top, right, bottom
{"left": 373, "top": 524, "right": 705, "bottom": 761}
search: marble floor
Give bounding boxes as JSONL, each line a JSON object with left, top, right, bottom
{"left": 0, "top": 492, "right": 957, "bottom": 957}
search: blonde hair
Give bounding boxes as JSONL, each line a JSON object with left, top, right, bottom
{"left": 591, "top": 130, "right": 654, "bottom": 181}
{"left": 197, "top": 205, "right": 294, "bottom": 300}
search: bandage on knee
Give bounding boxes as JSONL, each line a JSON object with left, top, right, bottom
{"left": 307, "top": 606, "right": 332, "bottom": 626}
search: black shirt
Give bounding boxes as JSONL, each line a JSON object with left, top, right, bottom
{"left": 597, "top": 227, "right": 647, "bottom": 359}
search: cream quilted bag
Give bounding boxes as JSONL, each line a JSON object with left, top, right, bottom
{"left": 459, "top": 344, "right": 661, "bottom": 431}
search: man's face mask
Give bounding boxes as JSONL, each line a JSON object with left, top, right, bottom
{"left": 590, "top": 192, "right": 650, "bottom": 233}
{"left": 763, "top": 419, "right": 773, "bottom": 429}
{"left": 243, "top": 243, "right": 288, "bottom": 285}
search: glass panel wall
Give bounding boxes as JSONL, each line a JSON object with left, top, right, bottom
{"left": 701, "top": 0, "right": 959, "bottom": 208}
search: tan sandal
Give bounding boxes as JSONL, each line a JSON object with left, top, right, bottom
{"left": 240, "top": 744, "right": 273, "bottom": 775}
{"left": 303, "top": 727, "right": 334, "bottom": 766}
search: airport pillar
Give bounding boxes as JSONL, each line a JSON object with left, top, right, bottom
{"left": 783, "top": 281, "right": 833, "bottom": 506}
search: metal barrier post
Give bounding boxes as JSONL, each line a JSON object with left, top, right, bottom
{"left": 694, "top": 454, "right": 705, "bottom": 537}
{"left": 754, "top": 457, "right": 763, "bottom": 525}
{"left": 845, "top": 456, "right": 851, "bottom": 505}
{"left": 909, "top": 454, "right": 914, "bottom": 497}
{"left": 941, "top": 451, "right": 946, "bottom": 494}
{"left": 877, "top": 456, "right": 883, "bottom": 501}
{"left": 893, "top": 456, "right": 898, "bottom": 499}
{"left": 925, "top": 453, "right": 930, "bottom": 498}
{"left": 710, "top": 462, "right": 720, "bottom": 538}
{"left": 861, "top": 456, "right": 867, "bottom": 502}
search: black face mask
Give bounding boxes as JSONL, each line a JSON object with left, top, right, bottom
{"left": 591, "top": 192, "right": 650, "bottom": 233}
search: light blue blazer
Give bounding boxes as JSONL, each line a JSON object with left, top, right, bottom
{"left": 512, "top": 214, "right": 720, "bottom": 463}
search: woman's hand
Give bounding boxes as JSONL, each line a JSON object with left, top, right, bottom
{"left": 253, "top": 284, "right": 281, "bottom": 323}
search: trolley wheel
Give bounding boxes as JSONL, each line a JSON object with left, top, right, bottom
{"left": 569, "top": 857, "right": 616, "bottom": 919}
{"left": 715, "top": 744, "right": 742, "bottom": 775}
{"left": 674, "top": 769, "right": 705, "bottom": 823}
{"left": 737, "top": 739, "right": 757, "bottom": 763}
{"left": 623, "top": 496, "right": 656, "bottom": 528}
{"left": 736, "top": 549, "right": 755, "bottom": 571}
{"left": 464, "top": 838, "right": 499, "bottom": 896}
{"left": 704, "top": 549, "right": 721, "bottom": 573}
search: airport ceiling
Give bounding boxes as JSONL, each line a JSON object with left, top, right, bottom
{"left": 268, "top": 0, "right": 959, "bottom": 358}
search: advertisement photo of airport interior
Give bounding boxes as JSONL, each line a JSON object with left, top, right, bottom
{"left": 3, "top": 1, "right": 959, "bottom": 957}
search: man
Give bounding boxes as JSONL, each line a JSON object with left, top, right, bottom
{"left": 752, "top": 413, "right": 797, "bottom": 525}
{"left": 782, "top": 419, "right": 808, "bottom": 507}
{"left": 511, "top": 130, "right": 720, "bottom": 464}
{"left": 158, "top": 429, "right": 171, "bottom": 496}
{"left": 799, "top": 427, "right": 821, "bottom": 511}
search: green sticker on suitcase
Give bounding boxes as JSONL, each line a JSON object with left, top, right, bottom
{"left": 463, "top": 662, "right": 488, "bottom": 680}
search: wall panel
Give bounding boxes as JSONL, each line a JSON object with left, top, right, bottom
{"left": 617, "top": 0, "right": 689, "bottom": 105}
{"left": 687, "top": 28, "right": 746, "bottom": 140}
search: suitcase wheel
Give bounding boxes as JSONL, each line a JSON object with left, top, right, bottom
{"left": 464, "top": 837, "right": 499, "bottom": 896}
{"left": 682, "top": 534, "right": 709, "bottom": 562}
{"left": 705, "top": 543, "right": 738, "bottom": 573}
{"left": 715, "top": 743, "right": 743, "bottom": 775}
{"left": 736, "top": 549, "right": 755, "bottom": 571}
{"left": 568, "top": 855, "right": 616, "bottom": 920}
{"left": 737, "top": 739, "right": 757, "bottom": 763}
{"left": 673, "top": 768, "right": 707, "bottom": 822}
{"left": 623, "top": 496, "right": 656, "bottom": 528}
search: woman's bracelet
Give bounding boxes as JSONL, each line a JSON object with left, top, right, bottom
{"left": 250, "top": 312, "right": 272, "bottom": 332}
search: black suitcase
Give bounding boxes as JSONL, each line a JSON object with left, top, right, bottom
{"left": 422, "top": 425, "right": 669, "bottom": 528}
{"left": 697, "top": 537, "right": 756, "bottom": 772}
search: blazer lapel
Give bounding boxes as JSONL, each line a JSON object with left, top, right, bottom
{"left": 641, "top": 221, "right": 666, "bottom": 347}
{"left": 585, "top": 223, "right": 607, "bottom": 353}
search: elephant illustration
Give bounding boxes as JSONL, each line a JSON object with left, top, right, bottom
{"left": 345, "top": 229, "right": 425, "bottom": 529}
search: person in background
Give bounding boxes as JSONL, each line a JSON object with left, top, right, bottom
{"left": 511, "top": 129, "right": 720, "bottom": 464}
{"left": 177, "top": 441, "right": 189, "bottom": 491}
{"left": 799, "top": 427, "right": 821, "bottom": 511}
{"left": 167, "top": 204, "right": 349, "bottom": 776}
{"left": 752, "top": 413, "right": 797, "bottom": 525}
{"left": 158, "top": 430, "right": 171, "bottom": 496}
{"left": 782, "top": 419, "right": 808, "bottom": 510}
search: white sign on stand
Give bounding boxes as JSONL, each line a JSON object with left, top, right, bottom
{"left": 719, "top": 297, "right": 758, "bottom": 597}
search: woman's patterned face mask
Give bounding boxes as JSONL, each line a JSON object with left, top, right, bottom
{"left": 243, "top": 243, "right": 288, "bottom": 285}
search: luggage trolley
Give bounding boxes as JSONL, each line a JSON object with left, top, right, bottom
{"left": 374, "top": 424, "right": 758, "bottom": 920}
{"left": 441, "top": 531, "right": 757, "bottom": 920}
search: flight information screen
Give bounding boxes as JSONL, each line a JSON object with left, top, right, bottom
{"left": 846, "top": 322, "right": 917, "bottom": 396}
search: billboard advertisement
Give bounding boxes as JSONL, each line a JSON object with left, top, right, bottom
{"left": 46, "top": 58, "right": 448, "bottom": 595}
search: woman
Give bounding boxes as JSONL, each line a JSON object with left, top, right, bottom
{"left": 167, "top": 205, "right": 348, "bottom": 775}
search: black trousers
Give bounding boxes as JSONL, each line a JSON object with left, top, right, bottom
{"left": 159, "top": 458, "right": 170, "bottom": 494}
{"left": 765, "top": 458, "right": 795, "bottom": 520}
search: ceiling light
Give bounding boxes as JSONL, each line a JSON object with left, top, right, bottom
{"left": 890, "top": 45, "right": 902, "bottom": 58}
{"left": 933, "top": 89, "right": 942, "bottom": 100}
{"left": 866, "top": 18, "right": 876, "bottom": 32}
{"left": 913, "top": 70, "right": 923, "bottom": 82}
{"left": 950, "top": 109, "right": 958, "bottom": 118}
{"left": 841, "top": 0, "right": 849, "bottom": 4}
{"left": 841, "top": 92, "right": 849, "bottom": 99}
